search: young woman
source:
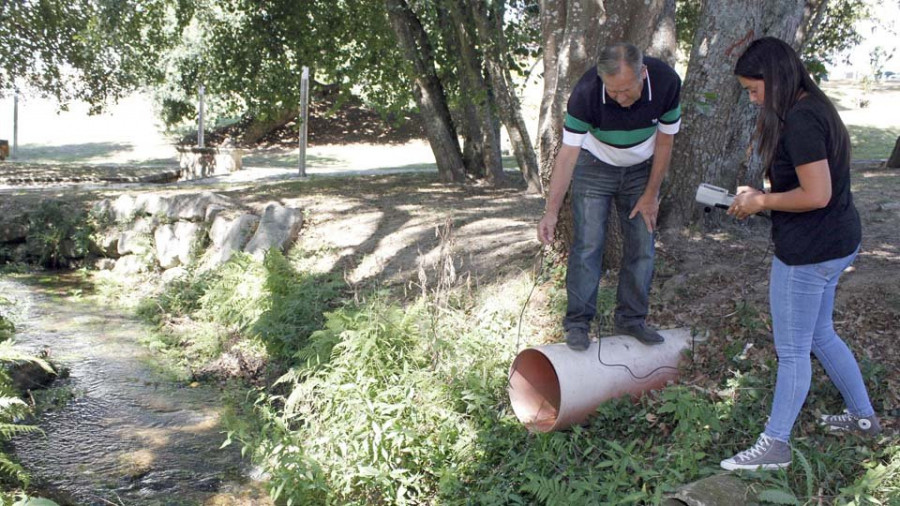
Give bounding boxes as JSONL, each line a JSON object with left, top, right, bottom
{"left": 720, "top": 37, "right": 880, "bottom": 471}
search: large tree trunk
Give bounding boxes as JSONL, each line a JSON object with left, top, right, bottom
{"left": 660, "top": 0, "right": 809, "bottom": 229}
{"left": 239, "top": 106, "right": 298, "bottom": 146}
{"left": 385, "top": 0, "right": 466, "bottom": 184}
{"left": 443, "top": 0, "right": 505, "bottom": 186}
{"left": 471, "top": 0, "right": 543, "bottom": 193}
{"left": 887, "top": 136, "right": 900, "bottom": 168}
{"left": 538, "top": 0, "right": 676, "bottom": 268}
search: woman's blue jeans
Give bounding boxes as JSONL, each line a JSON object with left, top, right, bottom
{"left": 764, "top": 246, "right": 875, "bottom": 442}
{"left": 564, "top": 150, "right": 655, "bottom": 332}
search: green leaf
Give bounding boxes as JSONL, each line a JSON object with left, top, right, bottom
{"left": 13, "top": 499, "right": 61, "bottom": 506}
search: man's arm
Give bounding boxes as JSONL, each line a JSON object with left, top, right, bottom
{"left": 537, "top": 144, "right": 581, "bottom": 244}
{"left": 629, "top": 131, "right": 674, "bottom": 232}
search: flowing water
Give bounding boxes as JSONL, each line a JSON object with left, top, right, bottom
{"left": 2, "top": 275, "right": 271, "bottom": 505}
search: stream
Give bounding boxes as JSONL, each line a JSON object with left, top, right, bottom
{"left": 2, "top": 275, "right": 271, "bottom": 505}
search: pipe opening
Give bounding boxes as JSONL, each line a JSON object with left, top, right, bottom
{"left": 508, "top": 349, "right": 561, "bottom": 432}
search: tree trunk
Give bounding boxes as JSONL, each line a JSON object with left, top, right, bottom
{"left": 471, "top": 0, "right": 543, "bottom": 193}
{"left": 887, "top": 136, "right": 900, "bottom": 168}
{"left": 660, "top": 0, "right": 809, "bottom": 230}
{"left": 238, "top": 106, "right": 298, "bottom": 147}
{"left": 384, "top": 0, "right": 466, "bottom": 184}
{"left": 443, "top": 0, "right": 505, "bottom": 186}
{"left": 538, "top": 0, "right": 675, "bottom": 269}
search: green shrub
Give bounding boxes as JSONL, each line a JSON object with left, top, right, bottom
{"left": 203, "top": 262, "right": 895, "bottom": 505}
{"left": 243, "top": 300, "right": 470, "bottom": 505}
{"left": 137, "top": 249, "right": 342, "bottom": 367}
{"left": 25, "top": 201, "right": 95, "bottom": 269}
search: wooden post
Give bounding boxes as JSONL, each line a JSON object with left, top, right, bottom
{"left": 198, "top": 84, "right": 205, "bottom": 148}
{"left": 12, "top": 91, "right": 18, "bottom": 159}
{"left": 299, "top": 66, "right": 309, "bottom": 177}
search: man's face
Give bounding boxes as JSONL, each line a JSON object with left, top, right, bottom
{"left": 601, "top": 65, "right": 646, "bottom": 108}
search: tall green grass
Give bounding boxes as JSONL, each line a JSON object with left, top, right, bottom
{"left": 127, "top": 243, "right": 898, "bottom": 504}
{"left": 136, "top": 250, "right": 343, "bottom": 370}
{"left": 215, "top": 267, "right": 898, "bottom": 506}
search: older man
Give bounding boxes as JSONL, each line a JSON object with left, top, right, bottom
{"left": 537, "top": 42, "right": 682, "bottom": 351}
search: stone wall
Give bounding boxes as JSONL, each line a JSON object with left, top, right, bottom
{"left": 1, "top": 191, "right": 303, "bottom": 278}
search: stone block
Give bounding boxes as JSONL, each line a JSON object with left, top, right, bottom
{"left": 244, "top": 204, "right": 303, "bottom": 260}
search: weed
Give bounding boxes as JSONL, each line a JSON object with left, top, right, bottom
{"left": 25, "top": 201, "right": 95, "bottom": 268}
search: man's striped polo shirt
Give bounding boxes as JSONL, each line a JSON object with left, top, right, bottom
{"left": 562, "top": 56, "right": 682, "bottom": 167}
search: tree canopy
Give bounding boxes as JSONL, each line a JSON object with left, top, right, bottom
{"left": 0, "top": 0, "right": 879, "bottom": 192}
{"left": 0, "top": 0, "right": 177, "bottom": 112}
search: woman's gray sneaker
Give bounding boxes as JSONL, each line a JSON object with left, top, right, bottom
{"left": 720, "top": 434, "right": 791, "bottom": 471}
{"left": 819, "top": 411, "right": 882, "bottom": 436}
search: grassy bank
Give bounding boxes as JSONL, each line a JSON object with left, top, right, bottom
{"left": 126, "top": 241, "right": 898, "bottom": 505}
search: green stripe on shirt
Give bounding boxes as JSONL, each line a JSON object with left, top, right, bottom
{"left": 660, "top": 105, "right": 681, "bottom": 124}
{"left": 594, "top": 126, "right": 657, "bottom": 146}
{"left": 565, "top": 113, "right": 662, "bottom": 147}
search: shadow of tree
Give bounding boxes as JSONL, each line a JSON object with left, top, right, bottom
{"left": 222, "top": 172, "right": 544, "bottom": 292}
{"left": 15, "top": 142, "right": 136, "bottom": 162}
{"left": 250, "top": 250, "right": 343, "bottom": 359}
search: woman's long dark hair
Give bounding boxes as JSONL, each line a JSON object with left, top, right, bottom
{"left": 734, "top": 37, "right": 849, "bottom": 179}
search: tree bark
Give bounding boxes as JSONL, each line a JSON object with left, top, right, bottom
{"left": 660, "top": 0, "right": 809, "bottom": 230}
{"left": 538, "top": 0, "right": 676, "bottom": 268}
{"left": 443, "top": 0, "right": 505, "bottom": 186}
{"left": 471, "top": 0, "right": 543, "bottom": 193}
{"left": 239, "top": 106, "right": 298, "bottom": 146}
{"left": 887, "top": 136, "right": 900, "bottom": 168}
{"left": 384, "top": 0, "right": 466, "bottom": 183}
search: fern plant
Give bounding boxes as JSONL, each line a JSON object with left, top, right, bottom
{"left": 0, "top": 336, "right": 52, "bottom": 490}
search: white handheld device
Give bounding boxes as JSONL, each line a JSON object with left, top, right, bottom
{"left": 695, "top": 183, "right": 735, "bottom": 210}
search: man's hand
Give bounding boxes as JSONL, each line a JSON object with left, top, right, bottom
{"left": 537, "top": 212, "right": 558, "bottom": 244}
{"left": 629, "top": 193, "right": 659, "bottom": 233}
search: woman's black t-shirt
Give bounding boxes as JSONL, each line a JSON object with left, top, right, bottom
{"left": 769, "top": 97, "right": 861, "bottom": 266}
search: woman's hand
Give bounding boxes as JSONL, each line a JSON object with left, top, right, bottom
{"left": 727, "top": 186, "right": 765, "bottom": 220}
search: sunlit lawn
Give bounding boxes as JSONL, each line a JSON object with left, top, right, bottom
{"left": 4, "top": 81, "right": 898, "bottom": 167}
{"left": 824, "top": 80, "right": 900, "bottom": 161}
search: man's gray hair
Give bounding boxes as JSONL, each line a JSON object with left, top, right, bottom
{"left": 597, "top": 43, "right": 643, "bottom": 77}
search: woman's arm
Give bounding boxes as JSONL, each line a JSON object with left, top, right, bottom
{"left": 728, "top": 159, "right": 832, "bottom": 219}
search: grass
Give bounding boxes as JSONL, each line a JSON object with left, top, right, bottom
{"left": 824, "top": 80, "right": 900, "bottom": 161}
{"left": 117, "top": 239, "right": 898, "bottom": 505}
{"left": 848, "top": 125, "right": 900, "bottom": 160}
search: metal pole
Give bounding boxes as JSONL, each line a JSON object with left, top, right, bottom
{"left": 299, "top": 66, "right": 309, "bottom": 177}
{"left": 12, "top": 91, "right": 18, "bottom": 159}
{"left": 198, "top": 84, "right": 205, "bottom": 148}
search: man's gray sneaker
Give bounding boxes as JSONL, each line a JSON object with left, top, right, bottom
{"left": 614, "top": 322, "right": 665, "bottom": 345}
{"left": 720, "top": 434, "right": 791, "bottom": 471}
{"left": 819, "top": 410, "right": 882, "bottom": 436}
{"left": 565, "top": 327, "right": 590, "bottom": 351}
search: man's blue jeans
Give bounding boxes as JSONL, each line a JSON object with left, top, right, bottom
{"left": 764, "top": 246, "right": 875, "bottom": 442}
{"left": 564, "top": 150, "right": 654, "bottom": 332}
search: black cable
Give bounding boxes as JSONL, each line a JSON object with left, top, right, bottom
{"left": 512, "top": 246, "right": 694, "bottom": 382}
{"left": 513, "top": 246, "right": 546, "bottom": 355}
{"left": 595, "top": 325, "right": 688, "bottom": 381}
